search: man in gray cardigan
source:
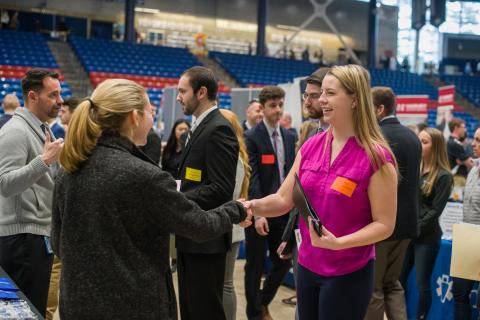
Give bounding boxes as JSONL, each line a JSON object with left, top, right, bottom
{"left": 0, "top": 69, "right": 64, "bottom": 316}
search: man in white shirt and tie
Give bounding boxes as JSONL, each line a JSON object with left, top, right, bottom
{"left": 244, "top": 86, "right": 296, "bottom": 320}
{"left": 176, "top": 66, "right": 240, "bottom": 320}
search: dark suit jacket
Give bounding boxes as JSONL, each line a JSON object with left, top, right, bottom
{"left": 0, "top": 113, "right": 13, "bottom": 129}
{"left": 245, "top": 121, "right": 296, "bottom": 204}
{"left": 51, "top": 122, "right": 65, "bottom": 139}
{"left": 242, "top": 120, "right": 249, "bottom": 132}
{"left": 176, "top": 108, "right": 239, "bottom": 253}
{"left": 380, "top": 117, "right": 421, "bottom": 240}
{"left": 140, "top": 129, "right": 162, "bottom": 164}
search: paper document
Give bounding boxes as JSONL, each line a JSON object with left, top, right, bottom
{"left": 450, "top": 223, "right": 480, "bottom": 281}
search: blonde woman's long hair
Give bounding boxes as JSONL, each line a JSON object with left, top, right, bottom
{"left": 60, "top": 79, "right": 148, "bottom": 172}
{"left": 328, "top": 65, "right": 397, "bottom": 171}
{"left": 220, "top": 109, "right": 251, "bottom": 199}
{"left": 420, "top": 128, "right": 452, "bottom": 196}
{"left": 296, "top": 120, "right": 318, "bottom": 154}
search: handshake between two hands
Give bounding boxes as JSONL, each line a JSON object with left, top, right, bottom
{"left": 236, "top": 199, "right": 254, "bottom": 228}
{"left": 234, "top": 199, "right": 343, "bottom": 250}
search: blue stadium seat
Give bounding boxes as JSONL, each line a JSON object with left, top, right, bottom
{"left": 209, "top": 51, "right": 318, "bottom": 87}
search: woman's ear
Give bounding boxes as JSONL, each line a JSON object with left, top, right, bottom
{"left": 129, "top": 109, "right": 140, "bottom": 127}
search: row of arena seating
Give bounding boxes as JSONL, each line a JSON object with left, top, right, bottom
{"left": 0, "top": 30, "right": 71, "bottom": 113}
{"left": 70, "top": 37, "right": 233, "bottom": 109}
{"left": 441, "top": 75, "right": 480, "bottom": 108}
{"left": 209, "top": 51, "right": 318, "bottom": 87}
{"left": 427, "top": 109, "right": 479, "bottom": 138}
{"left": 369, "top": 69, "right": 438, "bottom": 100}
{"left": 70, "top": 36, "right": 199, "bottom": 78}
{"left": 0, "top": 65, "right": 65, "bottom": 81}
{"left": 0, "top": 30, "right": 58, "bottom": 68}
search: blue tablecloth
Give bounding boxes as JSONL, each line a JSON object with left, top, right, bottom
{"left": 405, "top": 239, "right": 479, "bottom": 320}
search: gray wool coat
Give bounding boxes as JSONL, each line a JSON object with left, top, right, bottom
{"left": 51, "top": 133, "right": 246, "bottom": 320}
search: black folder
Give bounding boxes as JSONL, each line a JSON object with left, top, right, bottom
{"left": 293, "top": 173, "right": 322, "bottom": 236}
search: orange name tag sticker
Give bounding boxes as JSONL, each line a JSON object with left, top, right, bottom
{"left": 261, "top": 154, "right": 275, "bottom": 164}
{"left": 330, "top": 176, "right": 357, "bottom": 197}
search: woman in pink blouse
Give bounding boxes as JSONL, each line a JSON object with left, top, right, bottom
{"left": 243, "top": 65, "right": 398, "bottom": 320}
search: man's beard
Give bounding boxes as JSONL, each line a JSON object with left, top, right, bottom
{"left": 183, "top": 97, "right": 199, "bottom": 116}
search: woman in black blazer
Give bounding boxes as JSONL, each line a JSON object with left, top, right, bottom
{"left": 400, "top": 128, "right": 453, "bottom": 320}
{"left": 161, "top": 119, "right": 190, "bottom": 178}
{"left": 51, "top": 79, "right": 250, "bottom": 320}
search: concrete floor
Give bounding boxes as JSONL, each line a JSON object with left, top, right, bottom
{"left": 173, "top": 258, "right": 297, "bottom": 320}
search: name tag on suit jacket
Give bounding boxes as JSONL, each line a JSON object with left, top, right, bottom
{"left": 185, "top": 167, "right": 202, "bottom": 182}
{"left": 261, "top": 154, "right": 275, "bottom": 165}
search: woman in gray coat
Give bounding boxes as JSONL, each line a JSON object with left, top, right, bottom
{"left": 51, "top": 79, "right": 251, "bottom": 320}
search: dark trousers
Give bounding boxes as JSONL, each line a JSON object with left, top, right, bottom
{"left": 244, "top": 221, "right": 291, "bottom": 320}
{"left": 365, "top": 239, "right": 410, "bottom": 320}
{"left": 177, "top": 251, "right": 227, "bottom": 320}
{"left": 297, "top": 260, "right": 374, "bottom": 320}
{"left": 400, "top": 241, "right": 440, "bottom": 320}
{"left": 452, "top": 277, "right": 480, "bottom": 320}
{"left": 0, "top": 233, "right": 53, "bottom": 317}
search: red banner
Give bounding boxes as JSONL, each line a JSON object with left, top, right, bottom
{"left": 396, "top": 95, "right": 429, "bottom": 115}
{"left": 438, "top": 85, "right": 455, "bottom": 107}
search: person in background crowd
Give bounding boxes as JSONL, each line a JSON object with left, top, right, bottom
{"left": 295, "top": 121, "right": 318, "bottom": 154}
{"left": 0, "top": 69, "right": 64, "bottom": 316}
{"left": 365, "top": 86, "right": 422, "bottom": 320}
{"left": 59, "top": 97, "right": 80, "bottom": 132}
{"left": 277, "top": 119, "right": 318, "bottom": 317}
{"left": 280, "top": 111, "right": 299, "bottom": 142}
{"left": 8, "top": 11, "right": 18, "bottom": 30}
{"left": 160, "top": 119, "right": 190, "bottom": 273}
{"left": 46, "top": 96, "right": 80, "bottom": 320}
{"left": 278, "top": 120, "right": 319, "bottom": 263}
{"left": 302, "top": 46, "right": 310, "bottom": 62}
{"left": 275, "top": 67, "right": 329, "bottom": 318}
{"left": 0, "top": 93, "right": 20, "bottom": 129}
{"left": 243, "top": 99, "right": 263, "bottom": 132}
{"left": 161, "top": 119, "right": 190, "bottom": 178}
{"left": 1, "top": 10, "right": 9, "bottom": 29}
{"left": 49, "top": 116, "right": 65, "bottom": 139}
{"left": 244, "top": 85, "right": 296, "bottom": 320}
{"left": 464, "top": 62, "right": 472, "bottom": 76}
{"left": 220, "top": 109, "right": 251, "bottom": 320}
{"left": 140, "top": 115, "right": 163, "bottom": 165}
{"left": 452, "top": 127, "right": 480, "bottom": 320}
{"left": 243, "top": 65, "right": 398, "bottom": 320}
{"left": 400, "top": 128, "right": 453, "bottom": 320}
{"left": 447, "top": 118, "right": 473, "bottom": 183}
{"left": 175, "top": 66, "right": 240, "bottom": 320}
{"left": 289, "top": 49, "right": 295, "bottom": 60}
{"left": 416, "top": 122, "right": 428, "bottom": 135}
{"left": 52, "top": 78, "right": 251, "bottom": 320}
{"left": 301, "top": 67, "right": 330, "bottom": 136}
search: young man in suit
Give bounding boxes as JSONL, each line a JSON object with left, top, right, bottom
{"left": 244, "top": 86, "right": 296, "bottom": 320}
{"left": 279, "top": 112, "right": 298, "bottom": 142}
{"left": 176, "top": 66, "right": 239, "bottom": 320}
{"left": 242, "top": 99, "right": 263, "bottom": 132}
{"left": 364, "top": 86, "right": 421, "bottom": 320}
